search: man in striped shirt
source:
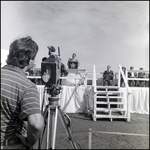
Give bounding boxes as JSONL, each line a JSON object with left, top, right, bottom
{"left": 1, "top": 36, "right": 44, "bottom": 149}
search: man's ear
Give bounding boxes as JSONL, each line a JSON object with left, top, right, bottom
{"left": 29, "top": 59, "right": 34, "bottom": 64}
{"left": 29, "top": 60, "right": 35, "bottom": 69}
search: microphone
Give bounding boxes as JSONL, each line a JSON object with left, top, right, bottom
{"left": 58, "top": 47, "right": 60, "bottom": 56}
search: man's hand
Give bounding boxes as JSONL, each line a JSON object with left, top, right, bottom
{"left": 15, "top": 133, "right": 32, "bottom": 148}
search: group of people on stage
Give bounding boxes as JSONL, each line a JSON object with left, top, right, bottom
{"left": 103, "top": 65, "right": 149, "bottom": 87}
{"left": 27, "top": 52, "right": 149, "bottom": 87}
{"left": 127, "top": 66, "right": 149, "bottom": 87}
{"left": 66, "top": 55, "right": 149, "bottom": 87}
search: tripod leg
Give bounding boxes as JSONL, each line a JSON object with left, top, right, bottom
{"left": 58, "top": 106, "right": 77, "bottom": 149}
{"left": 40, "top": 104, "right": 58, "bottom": 149}
{"left": 38, "top": 104, "right": 49, "bottom": 149}
{"left": 46, "top": 109, "right": 51, "bottom": 149}
{"left": 49, "top": 106, "right": 58, "bottom": 149}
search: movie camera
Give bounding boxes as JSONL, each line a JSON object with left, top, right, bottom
{"left": 41, "top": 46, "right": 67, "bottom": 95}
{"left": 41, "top": 46, "right": 61, "bottom": 85}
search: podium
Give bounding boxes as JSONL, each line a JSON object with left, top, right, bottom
{"left": 68, "top": 60, "right": 79, "bottom": 69}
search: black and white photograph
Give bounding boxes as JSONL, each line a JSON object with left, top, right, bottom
{"left": 1, "top": 1, "right": 149, "bottom": 149}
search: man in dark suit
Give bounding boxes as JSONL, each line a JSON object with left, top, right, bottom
{"left": 103, "top": 65, "right": 114, "bottom": 86}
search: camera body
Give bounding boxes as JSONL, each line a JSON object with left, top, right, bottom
{"left": 41, "top": 46, "right": 61, "bottom": 86}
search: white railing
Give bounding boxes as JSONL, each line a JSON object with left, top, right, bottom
{"left": 87, "top": 71, "right": 103, "bottom": 86}
{"left": 92, "top": 65, "right": 97, "bottom": 119}
{"left": 118, "top": 65, "right": 131, "bottom": 93}
{"left": 118, "top": 65, "right": 132, "bottom": 122}
{"left": 27, "top": 76, "right": 41, "bottom": 79}
{"left": 59, "top": 69, "right": 88, "bottom": 86}
{"left": 125, "top": 69, "right": 149, "bottom": 87}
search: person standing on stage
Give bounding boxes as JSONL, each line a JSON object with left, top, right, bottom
{"left": 128, "top": 66, "right": 137, "bottom": 87}
{"left": 137, "top": 67, "right": 146, "bottom": 87}
{"left": 67, "top": 53, "right": 80, "bottom": 69}
{"left": 103, "top": 65, "right": 114, "bottom": 86}
{"left": 1, "top": 36, "right": 44, "bottom": 149}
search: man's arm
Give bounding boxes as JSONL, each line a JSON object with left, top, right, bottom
{"left": 67, "top": 58, "right": 71, "bottom": 63}
{"left": 110, "top": 71, "right": 114, "bottom": 77}
{"left": 103, "top": 71, "right": 107, "bottom": 79}
{"left": 27, "top": 113, "right": 44, "bottom": 147}
{"left": 16, "top": 113, "right": 44, "bottom": 148}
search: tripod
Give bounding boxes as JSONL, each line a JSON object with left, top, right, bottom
{"left": 38, "top": 88, "right": 77, "bottom": 149}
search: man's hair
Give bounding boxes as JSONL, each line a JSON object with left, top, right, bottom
{"left": 130, "top": 66, "right": 134, "bottom": 70}
{"left": 6, "top": 36, "right": 38, "bottom": 69}
{"left": 122, "top": 67, "right": 126, "bottom": 70}
{"left": 72, "top": 53, "right": 76, "bottom": 57}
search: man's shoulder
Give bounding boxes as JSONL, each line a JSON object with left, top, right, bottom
{"left": 19, "top": 75, "right": 38, "bottom": 92}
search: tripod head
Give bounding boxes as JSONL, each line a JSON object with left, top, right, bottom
{"left": 45, "top": 84, "right": 61, "bottom": 97}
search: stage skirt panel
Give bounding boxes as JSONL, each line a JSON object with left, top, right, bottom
{"left": 37, "top": 86, "right": 149, "bottom": 114}
{"left": 130, "top": 88, "right": 149, "bottom": 114}
{"left": 59, "top": 86, "right": 86, "bottom": 113}
{"left": 37, "top": 85, "right": 87, "bottom": 113}
{"left": 37, "top": 85, "right": 48, "bottom": 111}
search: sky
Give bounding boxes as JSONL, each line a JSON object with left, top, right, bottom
{"left": 1, "top": 1, "right": 149, "bottom": 73}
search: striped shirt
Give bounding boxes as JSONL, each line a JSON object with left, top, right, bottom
{"left": 1, "top": 65, "right": 41, "bottom": 142}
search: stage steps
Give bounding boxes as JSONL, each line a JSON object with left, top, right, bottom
{"left": 92, "top": 86, "right": 129, "bottom": 122}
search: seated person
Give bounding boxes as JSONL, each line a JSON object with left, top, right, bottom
{"left": 60, "top": 62, "right": 68, "bottom": 85}
{"left": 61, "top": 62, "right": 68, "bottom": 77}
{"left": 120, "top": 67, "right": 126, "bottom": 87}
{"left": 67, "top": 53, "right": 79, "bottom": 69}
{"left": 128, "top": 66, "right": 137, "bottom": 87}
{"left": 103, "top": 65, "right": 114, "bottom": 86}
{"left": 137, "top": 67, "right": 146, "bottom": 87}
